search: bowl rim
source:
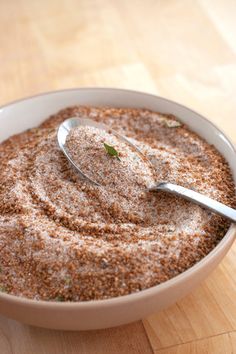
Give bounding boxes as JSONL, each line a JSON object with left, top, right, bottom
{"left": 0, "top": 87, "right": 235, "bottom": 308}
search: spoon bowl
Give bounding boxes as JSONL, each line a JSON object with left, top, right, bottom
{"left": 57, "top": 117, "right": 153, "bottom": 186}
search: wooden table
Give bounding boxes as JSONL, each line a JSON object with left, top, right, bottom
{"left": 0, "top": 1, "right": 236, "bottom": 353}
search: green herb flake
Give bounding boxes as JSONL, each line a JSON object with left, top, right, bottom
{"left": 64, "top": 277, "right": 71, "bottom": 285}
{"left": 104, "top": 143, "right": 121, "bottom": 161}
{"left": 164, "top": 120, "right": 182, "bottom": 128}
{"left": 55, "top": 295, "right": 65, "bottom": 302}
{"left": 0, "top": 285, "right": 7, "bottom": 293}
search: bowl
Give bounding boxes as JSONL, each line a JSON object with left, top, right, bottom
{"left": 0, "top": 88, "right": 235, "bottom": 330}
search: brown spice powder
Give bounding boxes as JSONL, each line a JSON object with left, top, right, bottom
{"left": 0, "top": 106, "right": 235, "bottom": 301}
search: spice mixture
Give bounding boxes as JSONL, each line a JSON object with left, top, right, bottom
{"left": 0, "top": 106, "right": 235, "bottom": 301}
{"left": 65, "top": 125, "right": 155, "bottom": 188}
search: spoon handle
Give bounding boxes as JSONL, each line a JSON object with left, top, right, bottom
{"left": 150, "top": 182, "right": 236, "bottom": 223}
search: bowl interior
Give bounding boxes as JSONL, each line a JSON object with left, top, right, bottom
{"left": 0, "top": 89, "right": 236, "bottom": 295}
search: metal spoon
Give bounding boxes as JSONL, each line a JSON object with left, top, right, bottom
{"left": 57, "top": 117, "right": 236, "bottom": 223}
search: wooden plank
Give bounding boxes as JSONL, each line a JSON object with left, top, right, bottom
{"left": 0, "top": 318, "right": 153, "bottom": 354}
{"left": 154, "top": 331, "right": 236, "bottom": 354}
{"left": 0, "top": 0, "right": 236, "bottom": 353}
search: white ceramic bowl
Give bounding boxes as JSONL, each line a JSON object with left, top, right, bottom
{"left": 0, "top": 88, "right": 235, "bottom": 330}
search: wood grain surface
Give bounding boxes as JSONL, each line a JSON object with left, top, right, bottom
{"left": 0, "top": 0, "right": 236, "bottom": 353}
